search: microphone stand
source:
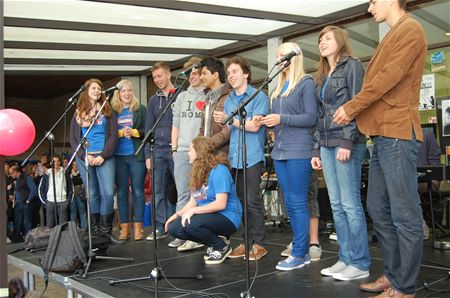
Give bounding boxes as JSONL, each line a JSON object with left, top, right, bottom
{"left": 67, "top": 93, "right": 133, "bottom": 279}
{"left": 46, "top": 133, "right": 60, "bottom": 228}
{"left": 110, "top": 78, "right": 202, "bottom": 296}
{"left": 222, "top": 61, "right": 291, "bottom": 298}
{"left": 22, "top": 88, "right": 83, "bottom": 230}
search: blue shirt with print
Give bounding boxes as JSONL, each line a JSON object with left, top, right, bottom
{"left": 82, "top": 115, "right": 106, "bottom": 153}
{"left": 224, "top": 85, "right": 269, "bottom": 169}
{"left": 192, "top": 164, "right": 242, "bottom": 229}
{"left": 115, "top": 107, "right": 135, "bottom": 155}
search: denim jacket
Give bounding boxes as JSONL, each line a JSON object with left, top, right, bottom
{"left": 313, "top": 57, "right": 366, "bottom": 157}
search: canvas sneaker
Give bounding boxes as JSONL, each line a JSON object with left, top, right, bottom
{"left": 309, "top": 245, "right": 322, "bottom": 262}
{"left": 281, "top": 242, "right": 292, "bottom": 257}
{"left": 177, "top": 240, "right": 204, "bottom": 252}
{"left": 204, "top": 236, "right": 229, "bottom": 259}
{"left": 168, "top": 238, "right": 186, "bottom": 248}
{"left": 205, "top": 245, "right": 232, "bottom": 265}
{"left": 145, "top": 230, "right": 167, "bottom": 241}
{"left": 320, "top": 260, "right": 348, "bottom": 277}
{"left": 276, "top": 255, "right": 310, "bottom": 271}
{"left": 333, "top": 265, "right": 369, "bottom": 281}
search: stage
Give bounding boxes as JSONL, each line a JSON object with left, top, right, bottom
{"left": 7, "top": 225, "right": 450, "bottom": 298}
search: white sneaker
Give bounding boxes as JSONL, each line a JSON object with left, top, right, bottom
{"left": 329, "top": 232, "right": 338, "bottom": 241}
{"left": 177, "top": 240, "right": 204, "bottom": 252}
{"left": 333, "top": 265, "right": 369, "bottom": 281}
{"left": 145, "top": 229, "right": 168, "bottom": 240}
{"left": 320, "top": 260, "right": 347, "bottom": 277}
{"left": 168, "top": 238, "right": 186, "bottom": 248}
{"left": 6, "top": 237, "right": 11, "bottom": 244}
{"left": 309, "top": 245, "right": 322, "bottom": 262}
{"left": 281, "top": 242, "right": 292, "bottom": 257}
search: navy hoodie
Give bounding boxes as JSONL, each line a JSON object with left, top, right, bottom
{"left": 145, "top": 87, "right": 181, "bottom": 158}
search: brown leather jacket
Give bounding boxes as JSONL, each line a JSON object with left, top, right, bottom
{"left": 343, "top": 14, "right": 427, "bottom": 142}
{"left": 198, "top": 83, "right": 231, "bottom": 153}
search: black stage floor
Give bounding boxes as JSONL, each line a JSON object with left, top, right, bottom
{"left": 8, "top": 225, "right": 450, "bottom": 298}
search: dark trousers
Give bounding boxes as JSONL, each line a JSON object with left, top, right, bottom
{"left": 46, "top": 201, "right": 69, "bottom": 228}
{"left": 232, "top": 162, "right": 265, "bottom": 246}
{"left": 13, "top": 202, "right": 31, "bottom": 237}
{"left": 169, "top": 213, "right": 236, "bottom": 250}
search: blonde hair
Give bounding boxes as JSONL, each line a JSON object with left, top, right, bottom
{"left": 110, "top": 80, "right": 140, "bottom": 114}
{"left": 271, "top": 42, "right": 306, "bottom": 99}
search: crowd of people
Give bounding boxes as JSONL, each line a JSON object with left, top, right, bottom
{"left": 5, "top": 1, "right": 429, "bottom": 297}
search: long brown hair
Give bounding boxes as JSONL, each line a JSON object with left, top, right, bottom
{"left": 76, "top": 79, "right": 112, "bottom": 118}
{"left": 189, "top": 136, "right": 230, "bottom": 190}
{"left": 315, "top": 26, "right": 353, "bottom": 86}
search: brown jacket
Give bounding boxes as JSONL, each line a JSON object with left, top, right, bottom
{"left": 198, "top": 83, "right": 231, "bottom": 153}
{"left": 343, "top": 14, "right": 426, "bottom": 141}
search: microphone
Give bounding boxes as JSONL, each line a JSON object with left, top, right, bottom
{"left": 180, "top": 63, "right": 201, "bottom": 77}
{"left": 276, "top": 47, "right": 301, "bottom": 65}
{"left": 168, "top": 88, "right": 176, "bottom": 98}
{"left": 102, "top": 83, "right": 123, "bottom": 94}
{"left": 68, "top": 85, "right": 86, "bottom": 104}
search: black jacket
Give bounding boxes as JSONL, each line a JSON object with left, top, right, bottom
{"left": 313, "top": 56, "right": 366, "bottom": 157}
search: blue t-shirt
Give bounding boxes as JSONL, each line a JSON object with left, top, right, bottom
{"left": 115, "top": 108, "right": 135, "bottom": 156}
{"left": 224, "top": 85, "right": 269, "bottom": 169}
{"left": 82, "top": 115, "right": 106, "bottom": 153}
{"left": 192, "top": 164, "right": 242, "bottom": 229}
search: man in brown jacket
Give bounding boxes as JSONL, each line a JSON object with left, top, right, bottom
{"left": 198, "top": 57, "right": 231, "bottom": 154}
{"left": 333, "top": 1, "right": 426, "bottom": 297}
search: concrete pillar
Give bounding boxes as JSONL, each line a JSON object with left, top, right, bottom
{"left": 267, "top": 37, "right": 283, "bottom": 95}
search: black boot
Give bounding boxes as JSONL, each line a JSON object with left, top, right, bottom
{"left": 100, "top": 214, "right": 124, "bottom": 245}
{"left": 90, "top": 213, "right": 101, "bottom": 235}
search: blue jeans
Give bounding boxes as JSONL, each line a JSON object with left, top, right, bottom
{"left": 169, "top": 213, "right": 236, "bottom": 250}
{"left": 153, "top": 150, "right": 174, "bottom": 232}
{"left": 13, "top": 202, "right": 31, "bottom": 236}
{"left": 173, "top": 151, "right": 191, "bottom": 211}
{"left": 321, "top": 143, "right": 370, "bottom": 271}
{"left": 77, "top": 157, "right": 115, "bottom": 216}
{"left": 115, "top": 155, "right": 146, "bottom": 223}
{"left": 70, "top": 194, "right": 87, "bottom": 229}
{"left": 368, "top": 135, "right": 422, "bottom": 294}
{"left": 274, "top": 158, "right": 311, "bottom": 258}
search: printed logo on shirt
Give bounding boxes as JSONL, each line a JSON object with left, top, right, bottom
{"left": 196, "top": 100, "right": 206, "bottom": 111}
{"left": 192, "top": 185, "right": 208, "bottom": 202}
{"left": 181, "top": 100, "right": 203, "bottom": 119}
{"left": 118, "top": 114, "right": 133, "bottom": 128}
{"left": 95, "top": 115, "right": 104, "bottom": 125}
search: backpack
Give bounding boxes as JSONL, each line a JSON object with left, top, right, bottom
{"left": 24, "top": 226, "right": 52, "bottom": 252}
{"left": 40, "top": 221, "right": 87, "bottom": 281}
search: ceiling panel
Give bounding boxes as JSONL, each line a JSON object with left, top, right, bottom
{"left": 3, "top": 0, "right": 445, "bottom": 79}
{"left": 177, "top": 0, "right": 368, "bottom": 18}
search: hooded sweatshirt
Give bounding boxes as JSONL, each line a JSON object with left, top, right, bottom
{"left": 172, "top": 85, "right": 206, "bottom": 151}
{"left": 145, "top": 87, "right": 181, "bottom": 159}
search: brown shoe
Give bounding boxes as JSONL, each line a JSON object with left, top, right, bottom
{"left": 247, "top": 244, "right": 267, "bottom": 261}
{"left": 371, "top": 287, "right": 415, "bottom": 298}
{"left": 360, "top": 275, "right": 391, "bottom": 293}
{"left": 134, "top": 222, "right": 144, "bottom": 241}
{"left": 119, "top": 223, "right": 130, "bottom": 240}
{"left": 228, "top": 244, "right": 245, "bottom": 258}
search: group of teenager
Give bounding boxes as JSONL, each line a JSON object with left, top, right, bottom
{"left": 5, "top": 155, "right": 87, "bottom": 242}
{"left": 8, "top": 0, "right": 424, "bottom": 297}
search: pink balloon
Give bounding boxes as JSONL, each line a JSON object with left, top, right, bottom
{"left": 0, "top": 109, "right": 36, "bottom": 156}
